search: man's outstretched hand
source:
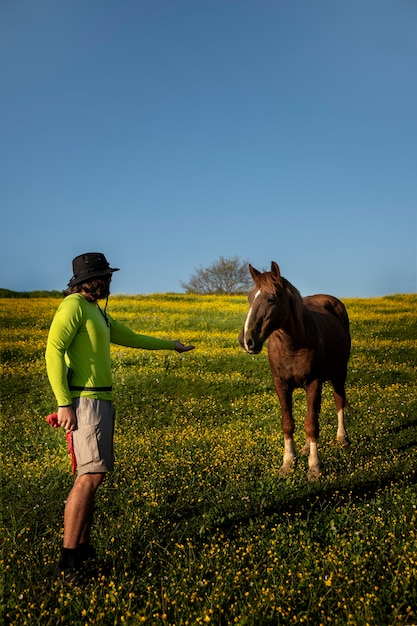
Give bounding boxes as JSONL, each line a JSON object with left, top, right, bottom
{"left": 174, "top": 340, "right": 195, "bottom": 353}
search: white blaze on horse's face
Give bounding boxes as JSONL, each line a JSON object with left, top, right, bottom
{"left": 243, "top": 289, "right": 262, "bottom": 352}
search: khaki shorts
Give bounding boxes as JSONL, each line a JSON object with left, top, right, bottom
{"left": 72, "top": 397, "right": 115, "bottom": 475}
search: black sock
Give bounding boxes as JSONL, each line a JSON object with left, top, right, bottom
{"left": 59, "top": 547, "right": 79, "bottom": 569}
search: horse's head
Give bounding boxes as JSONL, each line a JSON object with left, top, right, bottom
{"left": 238, "top": 261, "right": 302, "bottom": 354}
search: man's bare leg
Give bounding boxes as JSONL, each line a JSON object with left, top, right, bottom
{"left": 63, "top": 473, "right": 105, "bottom": 549}
{"left": 55, "top": 473, "right": 106, "bottom": 585}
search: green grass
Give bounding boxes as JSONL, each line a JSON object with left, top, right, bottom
{"left": 1, "top": 293, "right": 416, "bottom": 625}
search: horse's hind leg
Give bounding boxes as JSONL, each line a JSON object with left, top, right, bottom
{"left": 332, "top": 377, "right": 349, "bottom": 445}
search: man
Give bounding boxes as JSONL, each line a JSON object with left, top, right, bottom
{"left": 45, "top": 252, "right": 194, "bottom": 586}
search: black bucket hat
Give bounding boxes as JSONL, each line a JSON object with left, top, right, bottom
{"left": 68, "top": 252, "right": 119, "bottom": 287}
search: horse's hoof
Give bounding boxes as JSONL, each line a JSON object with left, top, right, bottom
{"left": 308, "top": 466, "right": 321, "bottom": 482}
{"left": 336, "top": 435, "right": 350, "bottom": 447}
{"left": 280, "top": 463, "right": 295, "bottom": 477}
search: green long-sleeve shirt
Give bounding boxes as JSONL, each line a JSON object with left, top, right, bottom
{"left": 45, "top": 293, "right": 175, "bottom": 406}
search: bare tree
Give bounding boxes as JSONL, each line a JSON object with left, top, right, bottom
{"left": 181, "top": 256, "right": 253, "bottom": 295}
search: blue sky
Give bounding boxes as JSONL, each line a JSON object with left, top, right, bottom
{"left": 1, "top": 0, "right": 416, "bottom": 297}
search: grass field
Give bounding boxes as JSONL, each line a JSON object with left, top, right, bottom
{"left": 1, "top": 293, "right": 417, "bottom": 625}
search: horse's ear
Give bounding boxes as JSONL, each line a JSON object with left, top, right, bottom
{"left": 249, "top": 264, "right": 261, "bottom": 281}
{"left": 271, "top": 262, "right": 281, "bottom": 282}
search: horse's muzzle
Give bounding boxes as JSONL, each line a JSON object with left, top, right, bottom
{"left": 238, "top": 330, "right": 263, "bottom": 354}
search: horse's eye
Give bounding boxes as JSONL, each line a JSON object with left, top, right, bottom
{"left": 267, "top": 296, "right": 276, "bottom": 304}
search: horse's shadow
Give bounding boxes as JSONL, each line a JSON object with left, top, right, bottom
{"left": 387, "top": 417, "right": 417, "bottom": 435}
{"left": 115, "top": 430, "right": 417, "bottom": 578}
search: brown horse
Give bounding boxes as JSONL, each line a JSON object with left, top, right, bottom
{"left": 238, "top": 262, "right": 351, "bottom": 480}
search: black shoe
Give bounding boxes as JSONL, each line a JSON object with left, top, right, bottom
{"left": 77, "top": 543, "right": 97, "bottom": 564}
{"left": 53, "top": 563, "right": 90, "bottom": 589}
{"left": 77, "top": 544, "right": 98, "bottom": 578}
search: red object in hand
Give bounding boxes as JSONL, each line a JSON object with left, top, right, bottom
{"left": 46, "top": 413, "right": 59, "bottom": 428}
{"left": 46, "top": 413, "right": 77, "bottom": 475}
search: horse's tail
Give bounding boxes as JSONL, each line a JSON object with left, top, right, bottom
{"left": 323, "top": 297, "right": 351, "bottom": 357}
{"left": 323, "top": 297, "right": 350, "bottom": 332}
{"left": 339, "top": 301, "right": 350, "bottom": 336}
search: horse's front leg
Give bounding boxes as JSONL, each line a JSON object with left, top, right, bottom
{"left": 275, "top": 382, "right": 296, "bottom": 475}
{"left": 303, "top": 380, "right": 322, "bottom": 481}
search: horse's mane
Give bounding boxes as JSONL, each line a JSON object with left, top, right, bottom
{"left": 255, "top": 271, "right": 277, "bottom": 294}
{"left": 256, "top": 272, "right": 304, "bottom": 329}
